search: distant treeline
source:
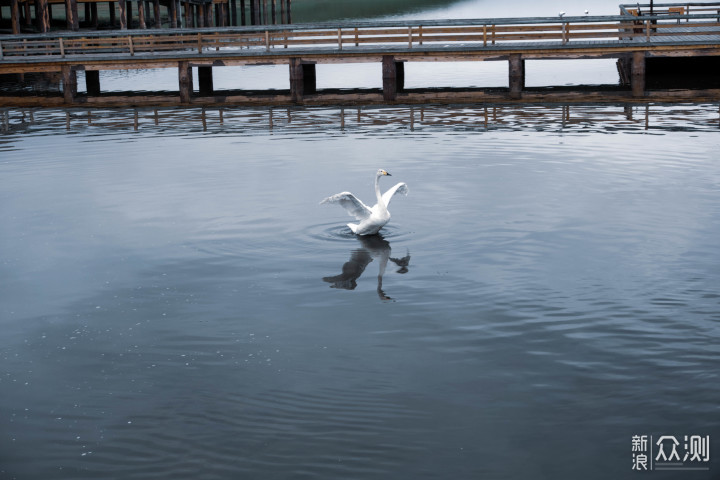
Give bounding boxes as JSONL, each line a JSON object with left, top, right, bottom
{"left": 289, "top": 0, "right": 459, "bottom": 22}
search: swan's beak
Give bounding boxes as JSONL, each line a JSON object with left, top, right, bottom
{"left": 384, "top": 171, "right": 392, "bottom": 176}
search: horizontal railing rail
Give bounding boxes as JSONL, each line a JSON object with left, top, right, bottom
{"left": 1, "top": 13, "right": 720, "bottom": 62}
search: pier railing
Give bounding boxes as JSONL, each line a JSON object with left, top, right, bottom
{"left": 2, "top": 13, "right": 720, "bottom": 61}
{"left": 619, "top": 2, "right": 720, "bottom": 16}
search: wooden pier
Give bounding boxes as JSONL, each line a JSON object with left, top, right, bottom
{"left": 1, "top": 2, "right": 720, "bottom": 107}
{"left": 0, "top": 0, "right": 290, "bottom": 33}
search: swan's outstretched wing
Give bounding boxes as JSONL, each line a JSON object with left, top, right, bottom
{"left": 382, "top": 182, "right": 409, "bottom": 207}
{"left": 320, "top": 192, "right": 372, "bottom": 220}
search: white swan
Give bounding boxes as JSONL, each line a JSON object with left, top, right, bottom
{"left": 320, "top": 169, "right": 409, "bottom": 235}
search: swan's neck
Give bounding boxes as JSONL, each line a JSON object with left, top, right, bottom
{"left": 375, "top": 174, "right": 384, "bottom": 207}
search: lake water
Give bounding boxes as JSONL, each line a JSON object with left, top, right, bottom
{"left": 2, "top": 1, "right": 720, "bottom": 479}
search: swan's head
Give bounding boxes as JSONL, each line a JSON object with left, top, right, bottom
{"left": 377, "top": 169, "right": 392, "bottom": 177}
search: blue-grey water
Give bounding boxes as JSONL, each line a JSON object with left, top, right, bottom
{"left": 1, "top": 104, "right": 719, "bottom": 479}
{"left": 2, "top": 0, "right": 720, "bottom": 478}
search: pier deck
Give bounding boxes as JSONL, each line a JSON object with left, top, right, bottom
{"left": 2, "top": 2, "right": 720, "bottom": 106}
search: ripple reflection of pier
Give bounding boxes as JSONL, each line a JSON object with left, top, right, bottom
{"left": 1, "top": 103, "right": 719, "bottom": 136}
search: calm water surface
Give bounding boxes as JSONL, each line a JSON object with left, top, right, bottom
{"left": 1, "top": 104, "right": 719, "bottom": 479}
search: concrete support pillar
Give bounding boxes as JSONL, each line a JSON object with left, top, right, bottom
{"left": 198, "top": 66, "right": 213, "bottom": 96}
{"left": 289, "top": 58, "right": 316, "bottom": 103}
{"left": 509, "top": 53, "right": 524, "bottom": 99}
{"left": 179, "top": 61, "right": 193, "bottom": 103}
{"left": 382, "top": 55, "right": 404, "bottom": 102}
{"left": 62, "top": 65, "right": 77, "bottom": 104}
{"left": 86, "top": 70, "right": 100, "bottom": 96}
{"left": 631, "top": 51, "right": 646, "bottom": 97}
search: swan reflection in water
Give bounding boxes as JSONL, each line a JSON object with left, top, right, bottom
{"left": 323, "top": 234, "right": 411, "bottom": 301}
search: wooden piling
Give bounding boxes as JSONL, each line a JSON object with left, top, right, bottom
{"left": 62, "top": 65, "right": 77, "bottom": 103}
{"left": 178, "top": 61, "right": 193, "bottom": 103}
{"left": 632, "top": 51, "right": 646, "bottom": 97}
{"left": 118, "top": 0, "right": 127, "bottom": 29}
{"left": 38, "top": 0, "right": 50, "bottom": 33}
{"left": 382, "top": 55, "right": 403, "bottom": 101}
{"left": 91, "top": 3, "right": 98, "bottom": 28}
{"left": 169, "top": 0, "right": 177, "bottom": 27}
{"left": 24, "top": 0, "right": 31, "bottom": 27}
{"left": 85, "top": 70, "right": 100, "bottom": 96}
{"left": 289, "top": 58, "right": 315, "bottom": 102}
{"left": 509, "top": 53, "right": 524, "bottom": 99}
{"left": 11, "top": 0, "right": 21, "bottom": 34}
{"left": 153, "top": 0, "right": 160, "bottom": 27}
{"left": 109, "top": 2, "right": 116, "bottom": 27}
{"left": 240, "top": 0, "right": 245, "bottom": 25}
{"left": 138, "top": 0, "right": 146, "bottom": 28}
{"left": 255, "top": 0, "right": 261, "bottom": 25}
{"left": 230, "top": 0, "right": 237, "bottom": 26}
{"left": 204, "top": 3, "right": 212, "bottom": 27}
